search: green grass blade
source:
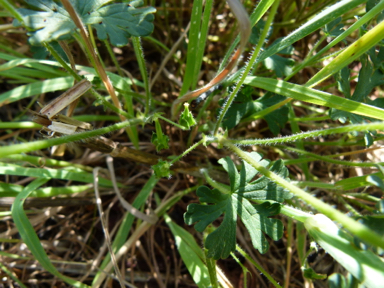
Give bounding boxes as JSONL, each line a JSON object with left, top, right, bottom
{"left": 164, "top": 214, "right": 211, "bottom": 288}
{"left": 291, "top": 0, "right": 384, "bottom": 78}
{"left": 11, "top": 178, "right": 90, "bottom": 288}
{"left": 305, "top": 214, "right": 384, "bottom": 287}
{"left": 0, "top": 121, "right": 41, "bottom": 129}
{"left": 0, "top": 76, "right": 74, "bottom": 106}
{"left": 258, "top": 0, "right": 367, "bottom": 62}
{"left": 335, "top": 172, "right": 383, "bottom": 190}
{"left": 191, "top": 0, "right": 213, "bottom": 87}
{"left": 0, "top": 262, "right": 28, "bottom": 288}
{"left": 0, "top": 182, "right": 91, "bottom": 197}
{"left": 179, "top": 0, "right": 204, "bottom": 95}
{"left": 244, "top": 76, "right": 384, "bottom": 121}
{"left": 1, "top": 154, "right": 93, "bottom": 171}
{"left": 0, "top": 162, "right": 116, "bottom": 187}
{"left": 0, "top": 53, "right": 65, "bottom": 77}
{"left": 306, "top": 15, "right": 384, "bottom": 87}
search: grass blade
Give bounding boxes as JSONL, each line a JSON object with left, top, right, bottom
{"left": 244, "top": 76, "right": 384, "bottom": 121}
{"left": 11, "top": 178, "right": 90, "bottom": 288}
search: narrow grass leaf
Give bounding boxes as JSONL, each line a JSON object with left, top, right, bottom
{"left": 0, "top": 262, "right": 28, "bottom": 288}
{"left": 0, "top": 76, "right": 74, "bottom": 106}
{"left": 335, "top": 172, "right": 383, "bottom": 190}
{"left": 191, "top": 0, "right": 213, "bottom": 87}
{"left": 306, "top": 15, "right": 384, "bottom": 87}
{"left": 11, "top": 178, "right": 90, "bottom": 288}
{"left": 1, "top": 154, "right": 92, "bottom": 171}
{"left": 258, "top": 0, "right": 366, "bottom": 62}
{"left": 244, "top": 76, "right": 384, "bottom": 121}
{"left": 0, "top": 122, "right": 41, "bottom": 129}
{"left": 0, "top": 182, "right": 91, "bottom": 197}
{"left": 164, "top": 214, "right": 211, "bottom": 288}
{"left": 0, "top": 163, "right": 115, "bottom": 187}
{"left": 305, "top": 214, "right": 384, "bottom": 288}
{"left": 0, "top": 53, "right": 67, "bottom": 76}
{"left": 179, "top": 0, "right": 203, "bottom": 95}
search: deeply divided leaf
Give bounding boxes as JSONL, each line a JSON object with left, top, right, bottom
{"left": 14, "top": 0, "right": 156, "bottom": 46}
{"left": 184, "top": 152, "right": 292, "bottom": 259}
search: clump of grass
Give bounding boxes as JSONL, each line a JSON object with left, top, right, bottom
{"left": 0, "top": 0, "right": 384, "bottom": 287}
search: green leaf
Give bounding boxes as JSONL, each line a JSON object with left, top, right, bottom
{"left": 263, "top": 54, "right": 294, "bottom": 77}
{"left": 353, "top": 201, "right": 384, "bottom": 256}
{"left": 185, "top": 186, "right": 229, "bottom": 233}
{"left": 14, "top": 0, "right": 156, "bottom": 47}
{"left": 220, "top": 85, "right": 254, "bottom": 130}
{"left": 249, "top": 20, "right": 273, "bottom": 45}
{"left": 249, "top": 20, "right": 295, "bottom": 77}
{"left": 364, "top": 131, "right": 374, "bottom": 147}
{"left": 184, "top": 186, "right": 284, "bottom": 258}
{"left": 353, "top": 54, "right": 384, "bottom": 102}
{"left": 334, "top": 67, "right": 351, "bottom": 99}
{"left": 303, "top": 267, "right": 327, "bottom": 280}
{"left": 367, "top": 45, "right": 384, "bottom": 69}
{"left": 324, "top": 17, "right": 345, "bottom": 38}
{"left": 179, "top": 103, "right": 196, "bottom": 129}
{"left": 0, "top": 76, "right": 74, "bottom": 106}
{"left": 31, "top": 41, "right": 68, "bottom": 61}
{"left": 221, "top": 86, "right": 289, "bottom": 135}
{"left": 331, "top": 51, "right": 384, "bottom": 124}
{"left": 185, "top": 152, "right": 292, "bottom": 259}
{"left": 356, "top": 215, "right": 384, "bottom": 237}
{"left": 218, "top": 157, "right": 241, "bottom": 192}
{"left": 240, "top": 159, "right": 293, "bottom": 202}
{"left": 329, "top": 109, "right": 363, "bottom": 124}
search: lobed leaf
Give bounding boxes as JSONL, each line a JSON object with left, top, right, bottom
{"left": 14, "top": 0, "right": 156, "bottom": 47}
{"left": 185, "top": 152, "right": 292, "bottom": 259}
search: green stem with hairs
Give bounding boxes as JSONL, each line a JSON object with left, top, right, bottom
{"left": 228, "top": 122, "right": 384, "bottom": 146}
{"left": 214, "top": 0, "right": 280, "bottom": 134}
{"left": 222, "top": 138, "right": 384, "bottom": 250}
